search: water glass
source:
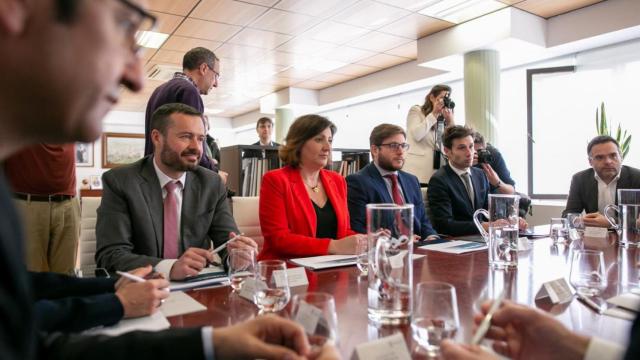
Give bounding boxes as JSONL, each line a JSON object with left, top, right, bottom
{"left": 228, "top": 248, "right": 256, "bottom": 292}
{"left": 566, "top": 213, "right": 584, "bottom": 230}
{"left": 355, "top": 235, "right": 369, "bottom": 276}
{"left": 254, "top": 260, "right": 290, "bottom": 313}
{"left": 291, "top": 292, "right": 339, "bottom": 351}
{"left": 473, "top": 194, "right": 520, "bottom": 269}
{"left": 550, "top": 218, "right": 570, "bottom": 243}
{"left": 412, "top": 282, "right": 460, "bottom": 357}
{"left": 570, "top": 249, "right": 607, "bottom": 296}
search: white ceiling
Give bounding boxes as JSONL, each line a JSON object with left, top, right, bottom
{"left": 116, "top": 0, "right": 605, "bottom": 117}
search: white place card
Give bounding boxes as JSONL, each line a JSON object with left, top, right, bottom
{"left": 389, "top": 250, "right": 408, "bottom": 269}
{"left": 351, "top": 333, "right": 411, "bottom": 360}
{"left": 518, "top": 237, "right": 531, "bottom": 252}
{"left": 584, "top": 226, "right": 608, "bottom": 238}
{"left": 607, "top": 293, "right": 640, "bottom": 312}
{"left": 535, "top": 278, "right": 574, "bottom": 304}
{"left": 238, "top": 277, "right": 259, "bottom": 301}
{"left": 274, "top": 267, "right": 309, "bottom": 288}
{"left": 293, "top": 301, "right": 322, "bottom": 335}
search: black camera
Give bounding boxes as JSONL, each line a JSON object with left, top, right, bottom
{"left": 443, "top": 93, "right": 455, "bottom": 109}
{"left": 477, "top": 149, "right": 493, "bottom": 164}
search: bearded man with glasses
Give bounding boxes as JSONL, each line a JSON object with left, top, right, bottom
{"left": 347, "top": 124, "right": 439, "bottom": 241}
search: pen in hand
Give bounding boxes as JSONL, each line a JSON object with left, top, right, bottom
{"left": 211, "top": 232, "right": 245, "bottom": 255}
{"left": 471, "top": 289, "right": 506, "bottom": 345}
{"left": 116, "top": 271, "right": 170, "bottom": 294}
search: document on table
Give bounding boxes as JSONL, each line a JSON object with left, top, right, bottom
{"left": 290, "top": 255, "right": 357, "bottom": 270}
{"left": 607, "top": 292, "right": 640, "bottom": 312}
{"left": 160, "top": 291, "right": 207, "bottom": 317}
{"left": 84, "top": 311, "right": 170, "bottom": 336}
{"left": 419, "top": 240, "right": 487, "bottom": 254}
{"left": 169, "top": 265, "right": 230, "bottom": 291}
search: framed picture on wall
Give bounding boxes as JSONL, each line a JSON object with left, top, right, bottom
{"left": 101, "top": 132, "right": 145, "bottom": 168}
{"left": 89, "top": 175, "right": 103, "bottom": 190}
{"left": 75, "top": 142, "right": 94, "bottom": 167}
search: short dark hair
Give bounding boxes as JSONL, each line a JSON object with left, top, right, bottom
{"left": 587, "top": 135, "right": 620, "bottom": 156}
{"left": 150, "top": 103, "right": 202, "bottom": 135}
{"left": 473, "top": 131, "right": 485, "bottom": 145}
{"left": 279, "top": 115, "right": 337, "bottom": 167}
{"left": 443, "top": 125, "right": 474, "bottom": 149}
{"left": 183, "top": 47, "right": 218, "bottom": 71}
{"left": 256, "top": 117, "right": 273, "bottom": 128}
{"left": 369, "top": 124, "right": 406, "bottom": 146}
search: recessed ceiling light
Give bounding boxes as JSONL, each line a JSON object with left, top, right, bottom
{"left": 418, "top": 0, "right": 506, "bottom": 24}
{"left": 136, "top": 31, "right": 169, "bottom": 49}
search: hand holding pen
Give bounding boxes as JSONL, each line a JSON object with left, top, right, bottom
{"left": 114, "top": 266, "right": 170, "bottom": 318}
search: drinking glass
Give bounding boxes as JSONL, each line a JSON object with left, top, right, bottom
{"left": 412, "top": 282, "right": 460, "bottom": 357}
{"left": 228, "top": 248, "right": 256, "bottom": 292}
{"left": 473, "top": 194, "right": 520, "bottom": 269}
{"left": 570, "top": 250, "right": 607, "bottom": 296}
{"left": 355, "top": 235, "right": 369, "bottom": 276}
{"left": 550, "top": 218, "right": 570, "bottom": 243}
{"left": 291, "top": 292, "right": 339, "bottom": 352}
{"left": 254, "top": 260, "right": 290, "bottom": 313}
{"left": 566, "top": 213, "right": 584, "bottom": 230}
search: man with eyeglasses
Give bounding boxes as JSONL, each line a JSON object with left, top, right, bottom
{"left": 347, "top": 124, "right": 439, "bottom": 241}
{"left": 144, "top": 47, "right": 224, "bottom": 177}
{"left": 563, "top": 135, "right": 640, "bottom": 227}
{"left": 0, "top": 1, "right": 321, "bottom": 359}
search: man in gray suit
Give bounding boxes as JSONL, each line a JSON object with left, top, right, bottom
{"left": 563, "top": 135, "right": 640, "bottom": 227}
{"left": 96, "top": 103, "right": 257, "bottom": 280}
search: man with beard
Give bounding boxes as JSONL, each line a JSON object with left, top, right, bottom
{"left": 96, "top": 103, "right": 257, "bottom": 280}
{"left": 346, "top": 124, "right": 439, "bottom": 240}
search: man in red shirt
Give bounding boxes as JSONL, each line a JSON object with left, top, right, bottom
{"left": 4, "top": 143, "right": 79, "bottom": 274}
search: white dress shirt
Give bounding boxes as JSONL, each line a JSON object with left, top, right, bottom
{"left": 595, "top": 171, "right": 620, "bottom": 214}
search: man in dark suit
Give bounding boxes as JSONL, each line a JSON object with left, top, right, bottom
{"left": 96, "top": 103, "right": 258, "bottom": 280}
{"left": 563, "top": 135, "right": 640, "bottom": 227}
{"left": 428, "top": 126, "right": 492, "bottom": 236}
{"left": 0, "top": 1, "right": 317, "bottom": 359}
{"left": 347, "top": 124, "right": 439, "bottom": 240}
{"left": 243, "top": 116, "right": 281, "bottom": 158}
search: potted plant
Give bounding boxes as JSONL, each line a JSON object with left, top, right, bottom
{"left": 595, "top": 101, "right": 631, "bottom": 159}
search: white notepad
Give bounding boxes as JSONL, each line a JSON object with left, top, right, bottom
{"left": 289, "top": 255, "right": 358, "bottom": 270}
{"left": 83, "top": 311, "right": 170, "bottom": 336}
{"left": 160, "top": 291, "right": 207, "bottom": 317}
{"left": 419, "top": 240, "right": 487, "bottom": 254}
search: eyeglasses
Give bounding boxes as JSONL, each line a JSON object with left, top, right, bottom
{"left": 378, "top": 143, "right": 410, "bottom": 151}
{"left": 207, "top": 64, "right": 220, "bottom": 81}
{"left": 115, "top": 0, "right": 157, "bottom": 55}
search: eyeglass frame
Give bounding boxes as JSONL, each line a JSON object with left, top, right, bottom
{"left": 377, "top": 142, "right": 410, "bottom": 151}
{"left": 206, "top": 63, "right": 220, "bottom": 81}
{"left": 116, "top": 0, "right": 157, "bottom": 55}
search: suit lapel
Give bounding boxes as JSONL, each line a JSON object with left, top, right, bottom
{"left": 181, "top": 172, "right": 200, "bottom": 253}
{"left": 139, "top": 157, "right": 164, "bottom": 256}
{"left": 470, "top": 169, "right": 483, "bottom": 210}
{"left": 321, "top": 170, "right": 346, "bottom": 236}
{"left": 366, "top": 164, "right": 393, "bottom": 203}
{"left": 288, "top": 168, "right": 316, "bottom": 236}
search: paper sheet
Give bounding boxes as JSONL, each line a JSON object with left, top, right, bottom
{"left": 83, "top": 311, "right": 170, "bottom": 336}
{"left": 160, "top": 291, "right": 207, "bottom": 317}
{"left": 419, "top": 240, "right": 487, "bottom": 254}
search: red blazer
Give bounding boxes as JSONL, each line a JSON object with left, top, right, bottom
{"left": 258, "top": 166, "right": 358, "bottom": 260}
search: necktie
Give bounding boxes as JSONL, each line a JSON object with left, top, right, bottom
{"left": 163, "top": 181, "right": 181, "bottom": 259}
{"left": 461, "top": 172, "right": 475, "bottom": 207}
{"left": 384, "top": 174, "right": 404, "bottom": 205}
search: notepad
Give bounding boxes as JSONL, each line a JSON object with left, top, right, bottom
{"left": 419, "top": 240, "right": 487, "bottom": 254}
{"left": 289, "top": 255, "right": 358, "bottom": 270}
{"left": 160, "top": 291, "right": 207, "bottom": 317}
{"left": 169, "top": 265, "right": 229, "bottom": 291}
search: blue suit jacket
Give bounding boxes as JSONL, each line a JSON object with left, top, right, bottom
{"left": 427, "top": 165, "right": 490, "bottom": 236}
{"left": 346, "top": 163, "right": 437, "bottom": 239}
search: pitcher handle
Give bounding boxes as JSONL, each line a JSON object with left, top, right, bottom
{"left": 374, "top": 236, "right": 392, "bottom": 284}
{"left": 604, "top": 204, "right": 619, "bottom": 229}
{"left": 473, "top": 209, "right": 490, "bottom": 240}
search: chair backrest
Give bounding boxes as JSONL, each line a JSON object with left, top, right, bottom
{"left": 77, "top": 196, "right": 101, "bottom": 275}
{"left": 231, "top": 196, "right": 263, "bottom": 250}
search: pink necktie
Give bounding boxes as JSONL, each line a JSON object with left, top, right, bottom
{"left": 384, "top": 174, "right": 404, "bottom": 205}
{"left": 163, "top": 181, "right": 180, "bottom": 259}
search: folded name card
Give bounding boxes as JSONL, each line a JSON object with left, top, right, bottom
{"left": 351, "top": 333, "right": 411, "bottom": 360}
{"left": 535, "top": 278, "right": 574, "bottom": 304}
{"left": 584, "top": 227, "right": 608, "bottom": 238}
{"left": 274, "top": 267, "right": 309, "bottom": 288}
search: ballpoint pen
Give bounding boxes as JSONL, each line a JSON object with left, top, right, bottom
{"left": 116, "top": 271, "right": 146, "bottom": 283}
{"left": 471, "top": 289, "right": 506, "bottom": 345}
{"left": 576, "top": 293, "right": 603, "bottom": 314}
{"left": 211, "top": 233, "right": 245, "bottom": 255}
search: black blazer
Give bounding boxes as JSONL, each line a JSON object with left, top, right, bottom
{"left": 346, "top": 163, "right": 437, "bottom": 239}
{"left": 242, "top": 141, "right": 281, "bottom": 159}
{"left": 427, "top": 165, "right": 490, "bottom": 236}
{"left": 0, "top": 173, "right": 205, "bottom": 360}
{"left": 563, "top": 165, "right": 640, "bottom": 217}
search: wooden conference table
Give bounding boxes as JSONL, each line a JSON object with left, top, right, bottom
{"left": 168, "top": 229, "right": 635, "bottom": 358}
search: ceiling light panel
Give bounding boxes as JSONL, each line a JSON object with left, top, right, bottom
{"left": 418, "top": 0, "right": 507, "bottom": 24}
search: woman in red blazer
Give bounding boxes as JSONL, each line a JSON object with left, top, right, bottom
{"left": 258, "top": 114, "right": 365, "bottom": 260}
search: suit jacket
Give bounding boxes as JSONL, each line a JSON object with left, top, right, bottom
{"left": 346, "top": 163, "right": 437, "bottom": 239}
{"left": 563, "top": 165, "right": 640, "bottom": 217}
{"left": 32, "top": 273, "right": 123, "bottom": 332}
{"left": 0, "top": 171, "right": 205, "bottom": 360}
{"left": 404, "top": 105, "right": 439, "bottom": 184}
{"left": 242, "top": 141, "right": 281, "bottom": 159}
{"left": 427, "top": 165, "right": 490, "bottom": 236}
{"left": 258, "top": 166, "right": 358, "bottom": 260}
{"left": 96, "top": 155, "right": 238, "bottom": 271}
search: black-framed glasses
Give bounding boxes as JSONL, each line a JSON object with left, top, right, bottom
{"left": 207, "top": 63, "right": 220, "bottom": 81}
{"left": 378, "top": 143, "right": 410, "bottom": 151}
{"left": 115, "top": 0, "right": 157, "bottom": 55}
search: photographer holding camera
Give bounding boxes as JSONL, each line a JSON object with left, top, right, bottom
{"left": 404, "top": 84, "right": 455, "bottom": 186}
{"left": 473, "top": 131, "right": 515, "bottom": 194}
